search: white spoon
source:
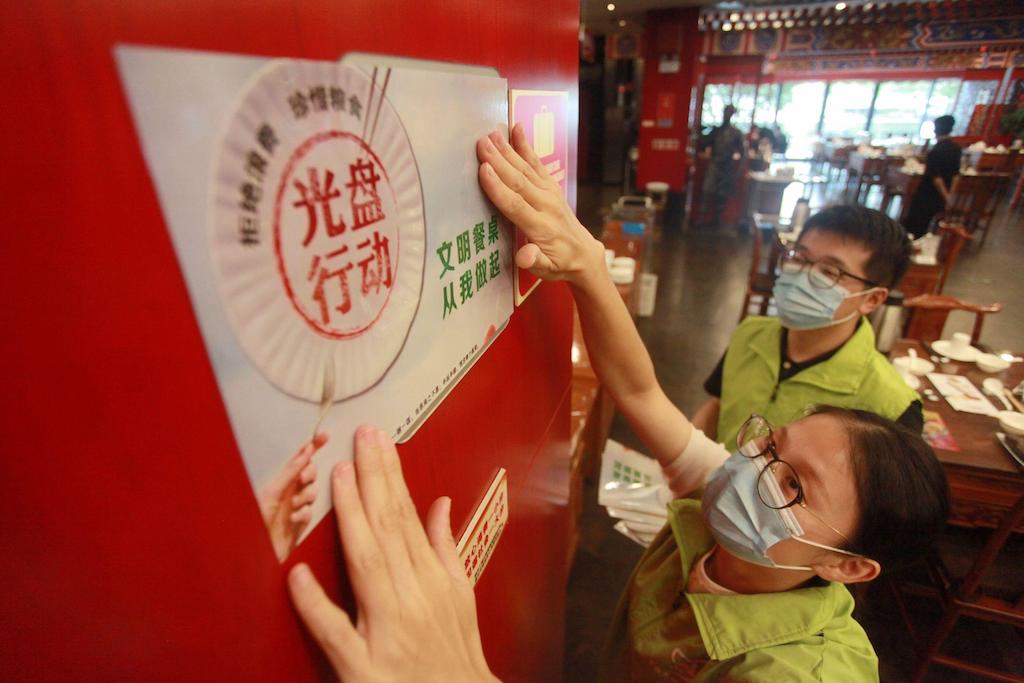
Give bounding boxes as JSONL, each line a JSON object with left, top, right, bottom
{"left": 982, "top": 377, "right": 1013, "bottom": 411}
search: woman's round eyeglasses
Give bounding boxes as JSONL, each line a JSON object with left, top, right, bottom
{"left": 736, "top": 414, "right": 852, "bottom": 543}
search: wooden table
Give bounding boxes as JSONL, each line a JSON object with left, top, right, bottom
{"left": 893, "top": 339, "right": 1024, "bottom": 531}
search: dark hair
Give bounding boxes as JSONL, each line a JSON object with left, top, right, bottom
{"left": 799, "top": 205, "right": 912, "bottom": 288}
{"left": 934, "top": 115, "right": 955, "bottom": 136}
{"left": 807, "top": 406, "right": 950, "bottom": 573}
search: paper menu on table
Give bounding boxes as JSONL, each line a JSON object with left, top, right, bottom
{"left": 926, "top": 373, "right": 999, "bottom": 416}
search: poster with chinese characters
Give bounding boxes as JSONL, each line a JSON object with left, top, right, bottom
{"left": 509, "top": 90, "right": 569, "bottom": 305}
{"left": 116, "top": 46, "right": 513, "bottom": 561}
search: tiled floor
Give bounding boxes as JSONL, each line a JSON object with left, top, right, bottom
{"left": 563, "top": 176, "right": 1024, "bottom": 682}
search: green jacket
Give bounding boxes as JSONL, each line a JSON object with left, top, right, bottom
{"left": 600, "top": 500, "right": 879, "bottom": 682}
{"left": 717, "top": 316, "right": 918, "bottom": 449}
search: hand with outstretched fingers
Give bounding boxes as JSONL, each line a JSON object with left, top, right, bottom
{"left": 288, "top": 425, "right": 498, "bottom": 683}
{"left": 259, "top": 434, "right": 326, "bottom": 562}
{"left": 476, "top": 124, "right": 606, "bottom": 287}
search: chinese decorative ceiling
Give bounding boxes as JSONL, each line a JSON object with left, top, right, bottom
{"left": 698, "top": 0, "right": 1024, "bottom": 75}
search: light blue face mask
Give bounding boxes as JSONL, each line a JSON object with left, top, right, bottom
{"left": 772, "top": 269, "right": 877, "bottom": 331}
{"left": 702, "top": 451, "right": 859, "bottom": 571}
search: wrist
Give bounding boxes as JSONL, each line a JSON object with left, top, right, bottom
{"left": 567, "top": 234, "right": 609, "bottom": 290}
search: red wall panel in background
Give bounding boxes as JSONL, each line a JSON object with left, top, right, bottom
{"left": 0, "top": 1, "right": 578, "bottom": 680}
{"left": 636, "top": 7, "right": 701, "bottom": 192}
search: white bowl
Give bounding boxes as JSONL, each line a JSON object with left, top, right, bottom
{"left": 976, "top": 353, "right": 1010, "bottom": 373}
{"left": 898, "top": 371, "right": 920, "bottom": 390}
{"left": 893, "top": 356, "right": 935, "bottom": 376}
{"left": 997, "top": 410, "right": 1024, "bottom": 437}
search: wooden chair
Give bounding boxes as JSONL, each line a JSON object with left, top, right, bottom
{"left": 739, "top": 226, "right": 780, "bottom": 321}
{"left": 893, "top": 494, "right": 1024, "bottom": 682}
{"left": 933, "top": 221, "right": 973, "bottom": 294}
{"left": 827, "top": 146, "right": 852, "bottom": 183}
{"left": 942, "top": 174, "right": 1004, "bottom": 246}
{"left": 903, "top": 294, "right": 1002, "bottom": 346}
{"left": 898, "top": 223, "right": 973, "bottom": 300}
{"left": 846, "top": 156, "right": 888, "bottom": 204}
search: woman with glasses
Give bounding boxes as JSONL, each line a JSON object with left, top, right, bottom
{"left": 286, "top": 129, "right": 949, "bottom": 683}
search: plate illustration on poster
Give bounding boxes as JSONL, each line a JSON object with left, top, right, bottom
{"left": 209, "top": 59, "right": 426, "bottom": 404}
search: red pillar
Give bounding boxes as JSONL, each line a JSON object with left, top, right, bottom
{"left": 636, "top": 7, "right": 701, "bottom": 192}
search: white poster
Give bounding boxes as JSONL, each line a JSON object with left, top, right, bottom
{"left": 116, "top": 46, "right": 513, "bottom": 560}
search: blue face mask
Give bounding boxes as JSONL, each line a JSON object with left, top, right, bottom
{"left": 702, "top": 451, "right": 858, "bottom": 571}
{"left": 772, "top": 270, "right": 876, "bottom": 331}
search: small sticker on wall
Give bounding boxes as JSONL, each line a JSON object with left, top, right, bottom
{"left": 457, "top": 468, "right": 508, "bottom": 587}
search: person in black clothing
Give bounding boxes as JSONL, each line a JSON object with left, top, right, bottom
{"left": 903, "top": 115, "right": 961, "bottom": 238}
{"left": 699, "top": 104, "right": 746, "bottom": 228}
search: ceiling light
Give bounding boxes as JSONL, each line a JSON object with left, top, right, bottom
{"left": 618, "top": 19, "right": 626, "bottom": 27}
{"left": 768, "top": 11, "right": 778, "bottom": 19}
{"left": 607, "top": 3, "right": 615, "bottom": 11}
{"left": 735, "top": 21, "right": 745, "bottom": 29}
{"left": 756, "top": 12, "right": 766, "bottom": 20}
{"left": 835, "top": 2, "right": 847, "bottom": 10}
{"left": 784, "top": 19, "right": 795, "bottom": 27}
{"left": 723, "top": 22, "right": 733, "bottom": 31}
{"left": 772, "top": 19, "right": 782, "bottom": 28}
{"left": 730, "top": 13, "right": 740, "bottom": 21}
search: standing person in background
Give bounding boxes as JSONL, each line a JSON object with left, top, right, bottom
{"left": 904, "top": 115, "right": 961, "bottom": 238}
{"left": 699, "top": 104, "right": 745, "bottom": 228}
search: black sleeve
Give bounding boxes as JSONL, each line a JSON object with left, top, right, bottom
{"left": 703, "top": 352, "right": 727, "bottom": 398}
{"left": 896, "top": 400, "right": 924, "bottom": 435}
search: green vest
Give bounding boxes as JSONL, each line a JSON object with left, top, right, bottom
{"left": 717, "top": 317, "right": 919, "bottom": 449}
{"left": 600, "top": 500, "right": 879, "bottom": 682}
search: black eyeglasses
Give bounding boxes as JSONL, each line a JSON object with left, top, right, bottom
{"left": 779, "top": 249, "right": 878, "bottom": 290}
{"left": 736, "top": 415, "right": 851, "bottom": 542}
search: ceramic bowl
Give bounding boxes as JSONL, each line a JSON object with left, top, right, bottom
{"left": 893, "top": 356, "right": 935, "bottom": 376}
{"left": 997, "top": 410, "right": 1024, "bottom": 437}
{"left": 976, "top": 353, "right": 1010, "bottom": 373}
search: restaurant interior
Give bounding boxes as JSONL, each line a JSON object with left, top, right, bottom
{"left": 4, "top": 0, "right": 1024, "bottom": 680}
{"left": 567, "top": 0, "right": 1024, "bottom": 681}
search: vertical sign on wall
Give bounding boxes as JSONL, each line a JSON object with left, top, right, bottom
{"left": 509, "top": 90, "right": 569, "bottom": 305}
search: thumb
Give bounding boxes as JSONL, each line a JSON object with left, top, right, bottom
{"left": 426, "top": 496, "right": 470, "bottom": 584}
{"left": 515, "top": 243, "right": 557, "bottom": 276}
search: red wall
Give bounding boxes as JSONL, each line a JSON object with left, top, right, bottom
{"left": 0, "top": 2, "right": 578, "bottom": 680}
{"left": 636, "top": 7, "right": 702, "bottom": 192}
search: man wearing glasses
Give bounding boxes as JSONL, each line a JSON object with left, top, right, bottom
{"left": 694, "top": 206, "right": 922, "bottom": 449}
